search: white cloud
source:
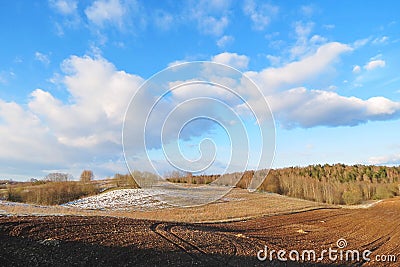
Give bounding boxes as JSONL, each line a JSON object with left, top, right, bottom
{"left": 352, "top": 38, "right": 370, "bottom": 49}
{"left": 54, "top": 22, "right": 65, "bottom": 36}
{"left": 300, "top": 5, "right": 314, "bottom": 16}
{"left": 200, "top": 16, "right": 229, "bottom": 36}
{"left": 84, "top": 0, "right": 144, "bottom": 31}
{"left": 35, "top": 52, "right": 50, "bottom": 65}
{"left": 49, "top": 0, "right": 81, "bottom": 34}
{"left": 217, "top": 35, "right": 234, "bottom": 48}
{"left": 188, "top": 0, "right": 231, "bottom": 36}
{"left": 212, "top": 52, "right": 249, "bottom": 69}
{"left": 372, "top": 36, "right": 389, "bottom": 44}
{"left": 243, "top": 0, "right": 278, "bottom": 31}
{"left": 267, "top": 88, "right": 400, "bottom": 128}
{"left": 0, "top": 55, "right": 144, "bottom": 179}
{"left": 295, "top": 21, "right": 314, "bottom": 37}
{"left": 352, "top": 65, "right": 361, "bottom": 73}
{"left": 290, "top": 21, "right": 317, "bottom": 59}
{"left": 0, "top": 99, "right": 67, "bottom": 169}
{"left": 368, "top": 154, "right": 400, "bottom": 165}
{"left": 246, "top": 42, "right": 353, "bottom": 93}
{"left": 49, "top": 0, "right": 78, "bottom": 15}
{"left": 364, "top": 59, "right": 386, "bottom": 71}
{"left": 310, "top": 34, "right": 327, "bottom": 44}
{"left": 266, "top": 55, "right": 280, "bottom": 66}
{"left": 365, "top": 96, "right": 400, "bottom": 115}
{"left": 0, "top": 71, "right": 16, "bottom": 85}
{"left": 85, "top": 0, "right": 125, "bottom": 27}
{"left": 239, "top": 42, "right": 400, "bottom": 128}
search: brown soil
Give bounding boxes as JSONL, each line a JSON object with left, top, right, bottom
{"left": 0, "top": 197, "right": 399, "bottom": 266}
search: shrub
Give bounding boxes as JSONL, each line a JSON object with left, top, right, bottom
{"left": 80, "top": 170, "right": 94, "bottom": 183}
{"left": 45, "top": 173, "right": 72, "bottom": 182}
{"left": 114, "top": 173, "right": 139, "bottom": 188}
{"left": 342, "top": 184, "right": 363, "bottom": 205}
{"left": 7, "top": 181, "right": 99, "bottom": 205}
{"left": 374, "top": 184, "right": 396, "bottom": 199}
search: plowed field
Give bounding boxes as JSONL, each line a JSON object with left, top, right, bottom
{"left": 0, "top": 197, "right": 399, "bottom": 266}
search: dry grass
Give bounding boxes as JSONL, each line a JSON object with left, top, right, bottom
{"left": 6, "top": 181, "right": 99, "bottom": 205}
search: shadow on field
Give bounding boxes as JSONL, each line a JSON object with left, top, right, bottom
{"left": 0, "top": 234, "right": 351, "bottom": 267}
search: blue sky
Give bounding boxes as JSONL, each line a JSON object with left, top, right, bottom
{"left": 1, "top": 0, "right": 400, "bottom": 180}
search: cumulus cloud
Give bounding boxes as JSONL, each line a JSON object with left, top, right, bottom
{"left": 243, "top": 0, "right": 278, "bottom": 31}
{"left": 0, "top": 55, "right": 143, "bottom": 178}
{"left": 0, "top": 98, "right": 72, "bottom": 180}
{"left": 267, "top": 89, "right": 400, "bottom": 128}
{"left": 239, "top": 42, "right": 400, "bottom": 128}
{"left": 364, "top": 59, "right": 386, "bottom": 70}
{"left": 246, "top": 42, "right": 353, "bottom": 93}
{"left": 30, "top": 55, "right": 143, "bottom": 147}
{"left": 212, "top": 52, "right": 249, "bottom": 69}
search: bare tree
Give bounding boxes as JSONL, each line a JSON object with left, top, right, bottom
{"left": 45, "top": 173, "right": 71, "bottom": 182}
{"left": 80, "top": 170, "right": 94, "bottom": 183}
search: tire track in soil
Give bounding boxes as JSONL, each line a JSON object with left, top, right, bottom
{"left": 150, "top": 222, "right": 233, "bottom": 266}
{"left": 215, "top": 232, "right": 249, "bottom": 266}
{"left": 172, "top": 225, "right": 243, "bottom": 266}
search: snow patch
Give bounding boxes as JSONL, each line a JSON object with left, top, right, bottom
{"left": 62, "top": 189, "right": 171, "bottom": 211}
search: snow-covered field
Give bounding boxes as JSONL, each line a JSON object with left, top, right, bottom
{"left": 63, "top": 185, "right": 237, "bottom": 210}
{"left": 62, "top": 188, "right": 171, "bottom": 211}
